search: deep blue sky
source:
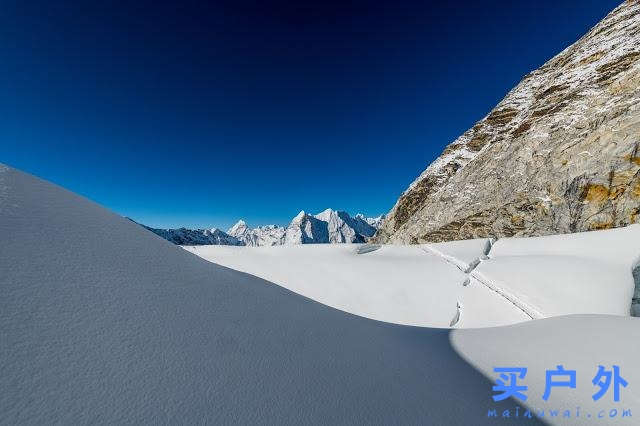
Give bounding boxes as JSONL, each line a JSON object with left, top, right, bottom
{"left": 0, "top": 0, "right": 622, "bottom": 229}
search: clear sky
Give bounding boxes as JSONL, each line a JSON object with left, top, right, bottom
{"left": 0, "top": 0, "right": 622, "bottom": 229}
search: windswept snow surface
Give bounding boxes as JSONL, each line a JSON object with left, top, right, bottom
{"left": 472, "top": 225, "right": 640, "bottom": 319}
{"left": 2, "top": 164, "right": 639, "bottom": 425}
{"left": 451, "top": 315, "right": 640, "bottom": 426}
{"left": 186, "top": 226, "right": 639, "bottom": 328}
{"left": 185, "top": 244, "right": 470, "bottom": 328}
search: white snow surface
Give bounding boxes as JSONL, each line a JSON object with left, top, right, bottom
{"left": 185, "top": 244, "right": 469, "bottom": 327}
{"left": 422, "top": 237, "right": 492, "bottom": 271}
{"left": 451, "top": 315, "right": 640, "bottom": 426}
{"left": 471, "top": 225, "right": 640, "bottom": 319}
{"left": 186, "top": 226, "right": 639, "bottom": 328}
{"left": 2, "top": 164, "right": 640, "bottom": 424}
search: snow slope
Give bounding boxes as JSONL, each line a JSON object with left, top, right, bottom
{"left": 185, "top": 244, "right": 473, "bottom": 327}
{"left": 451, "top": 315, "right": 640, "bottom": 425}
{"left": 2, "top": 163, "right": 639, "bottom": 425}
{"left": 423, "top": 237, "right": 492, "bottom": 272}
{"left": 186, "top": 226, "right": 639, "bottom": 328}
{"left": 470, "top": 225, "right": 640, "bottom": 319}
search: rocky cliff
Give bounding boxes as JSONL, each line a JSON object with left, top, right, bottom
{"left": 376, "top": 1, "right": 640, "bottom": 243}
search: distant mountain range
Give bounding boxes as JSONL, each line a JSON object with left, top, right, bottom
{"left": 139, "top": 209, "right": 385, "bottom": 246}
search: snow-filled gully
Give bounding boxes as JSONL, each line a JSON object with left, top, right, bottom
{"left": 423, "top": 238, "right": 538, "bottom": 327}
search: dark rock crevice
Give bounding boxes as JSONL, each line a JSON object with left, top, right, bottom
{"left": 632, "top": 260, "right": 640, "bottom": 316}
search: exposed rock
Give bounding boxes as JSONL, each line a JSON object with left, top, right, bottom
{"left": 376, "top": 1, "right": 640, "bottom": 243}
{"left": 284, "top": 210, "right": 329, "bottom": 244}
{"left": 228, "top": 220, "right": 286, "bottom": 246}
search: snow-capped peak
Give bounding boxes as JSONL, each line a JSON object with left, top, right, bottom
{"left": 230, "top": 219, "right": 247, "bottom": 228}
{"left": 227, "top": 220, "right": 285, "bottom": 246}
{"left": 314, "top": 208, "right": 335, "bottom": 221}
{"left": 292, "top": 210, "right": 307, "bottom": 222}
{"left": 228, "top": 220, "right": 249, "bottom": 237}
{"left": 138, "top": 209, "right": 384, "bottom": 246}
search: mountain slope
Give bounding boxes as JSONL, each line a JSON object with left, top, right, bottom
{"left": 283, "top": 210, "right": 329, "bottom": 244}
{"left": 228, "top": 220, "right": 286, "bottom": 246}
{"left": 141, "top": 224, "right": 244, "bottom": 245}
{"left": 376, "top": 1, "right": 640, "bottom": 243}
{"left": 314, "top": 208, "right": 376, "bottom": 243}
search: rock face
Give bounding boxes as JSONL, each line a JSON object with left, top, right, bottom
{"left": 376, "top": 1, "right": 640, "bottom": 244}
{"left": 284, "top": 210, "right": 329, "bottom": 244}
{"left": 314, "top": 208, "right": 377, "bottom": 243}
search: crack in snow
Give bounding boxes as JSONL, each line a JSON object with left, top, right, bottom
{"left": 422, "top": 237, "right": 543, "bottom": 323}
{"left": 420, "top": 245, "right": 468, "bottom": 273}
{"left": 449, "top": 301, "right": 461, "bottom": 327}
{"left": 468, "top": 270, "right": 541, "bottom": 320}
{"left": 356, "top": 244, "right": 382, "bottom": 255}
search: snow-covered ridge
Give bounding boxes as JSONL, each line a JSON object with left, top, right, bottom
{"left": 140, "top": 209, "right": 385, "bottom": 246}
